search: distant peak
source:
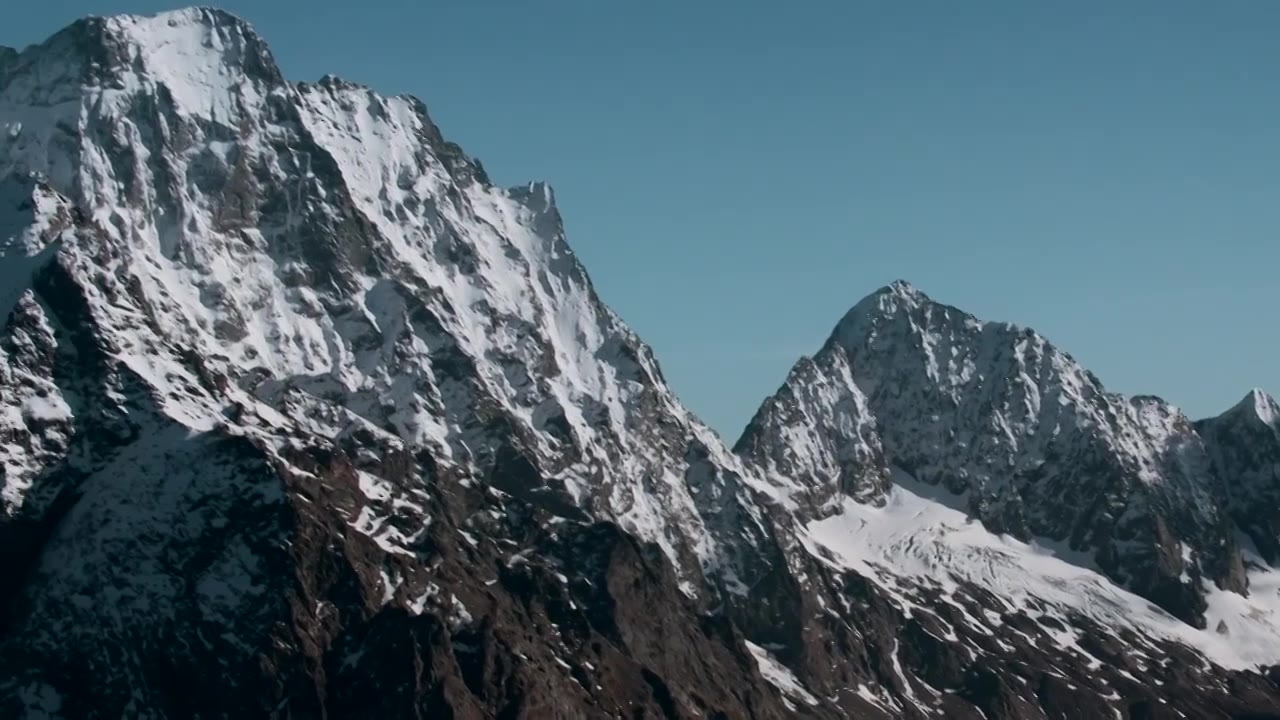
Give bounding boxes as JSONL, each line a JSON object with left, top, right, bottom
{"left": 103, "top": 6, "right": 282, "bottom": 108}
{"left": 874, "top": 279, "right": 930, "bottom": 303}
{"left": 847, "top": 279, "right": 934, "bottom": 316}
{"left": 4, "top": 6, "right": 284, "bottom": 99}
{"left": 1241, "top": 389, "right": 1279, "bottom": 426}
{"left": 107, "top": 6, "right": 254, "bottom": 33}
{"left": 822, "top": 280, "right": 936, "bottom": 352}
{"left": 1214, "top": 388, "right": 1280, "bottom": 428}
{"left": 887, "top": 278, "right": 921, "bottom": 294}
{"left": 101, "top": 6, "right": 270, "bottom": 55}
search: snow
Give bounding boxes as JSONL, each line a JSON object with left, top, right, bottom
{"left": 852, "top": 683, "right": 895, "bottom": 713}
{"left": 4, "top": 12, "right": 1280, "bottom": 714}
{"left": 378, "top": 569, "right": 398, "bottom": 606}
{"left": 819, "top": 281, "right": 1210, "bottom": 504}
{"left": 106, "top": 9, "right": 265, "bottom": 119}
{"left": 743, "top": 277, "right": 1260, "bottom": 657}
{"left": 350, "top": 506, "right": 424, "bottom": 558}
{"left": 1201, "top": 536, "right": 1280, "bottom": 665}
{"left": 408, "top": 584, "right": 440, "bottom": 615}
{"left": 0, "top": 182, "right": 67, "bottom": 320}
{"left": 21, "top": 395, "right": 71, "bottom": 422}
{"left": 0, "top": 3, "right": 800, "bottom": 606}
{"left": 357, "top": 471, "right": 394, "bottom": 502}
{"left": 0, "top": 290, "right": 73, "bottom": 514}
{"left": 1249, "top": 389, "right": 1278, "bottom": 426}
{"left": 742, "top": 348, "right": 883, "bottom": 510}
{"left": 745, "top": 641, "right": 819, "bottom": 710}
{"left": 804, "top": 468, "right": 1280, "bottom": 670}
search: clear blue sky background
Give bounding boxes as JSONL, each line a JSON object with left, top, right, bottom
{"left": 6, "top": 2, "right": 1278, "bottom": 438}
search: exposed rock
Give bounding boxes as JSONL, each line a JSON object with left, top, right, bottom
{"left": 739, "top": 280, "right": 1250, "bottom": 627}
{"left": 1197, "top": 390, "right": 1280, "bottom": 564}
{"left": 2, "top": 8, "right": 1279, "bottom": 719}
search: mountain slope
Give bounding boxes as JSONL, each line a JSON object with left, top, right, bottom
{"left": 3, "top": 9, "right": 1280, "bottom": 719}
{"left": 1197, "top": 390, "right": 1280, "bottom": 563}
{"left": 0, "top": 9, "right": 800, "bottom": 716}
{"left": 0, "top": 8, "right": 773, "bottom": 580}
{"left": 739, "top": 280, "right": 1249, "bottom": 627}
{"left": 737, "top": 282, "right": 1280, "bottom": 715}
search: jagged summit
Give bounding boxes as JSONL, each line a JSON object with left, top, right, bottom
{"left": 1196, "top": 387, "right": 1280, "bottom": 564}
{"left": 0, "top": 4, "right": 773, "bottom": 570}
{"left": 884, "top": 277, "right": 923, "bottom": 296}
{"left": 100, "top": 5, "right": 251, "bottom": 30}
{"left": 80, "top": 6, "right": 263, "bottom": 54}
{"left": 831, "top": 279, "right": 990, "bottom": 354}
{"left": 1, "top": 6, "right": 281, "bottom": 90}
{"left": 4, "top": 9, "right": 1280, "bottom": 719}
{"left": 1225, "top": 388, "right": 1280, "bottom": 427}
{"left": 848, "top": 277, "right": 931, "bottom": 311}
{"left": 0, "top": 12, "right": 812, "bottom": 716}
{"left": 742, "top": 279, "right": 1251, "bottom": 626}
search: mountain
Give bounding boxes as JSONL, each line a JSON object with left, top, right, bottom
{"left": 2, "top": 9, "right": 1280, "bottom": 719}
{"left": 736, "top": 281, "right": 1280, "bottom": 715}
{"left": 739, "top": 280, "right": 1247, "bottom": 626}
{"left": 1197, "top": 390, "right": 1280, "bottom": 563}
{"left": 0, "top": 9, "right": 796, "bottom": 717}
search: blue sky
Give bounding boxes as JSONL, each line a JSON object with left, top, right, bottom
{"left": 6, "top": 2, "right": 1278, "bottom": 438}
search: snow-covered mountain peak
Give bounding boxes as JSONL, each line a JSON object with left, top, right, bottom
{"left": 743, "top": 281, "right": 1251, "bottom": 625}
{"left": 1200, "top": 388, "right": 1279, "bottom": 429}
{"left": 3, "top": 7, "right": 280, "bottom": 98}
{"left": 98, "top": 7, "right": 282, "bottom": 111}
{"left": 6, "top": 10, "right": 1280, "bottom": 717}
{"left": 1197, "top": 389, "right": 1280, "bottom": 564}
{"left": 884, "top": 277, "right": 924, "bottom": 298}
{"left": 0, "top": 7, "right": 287, "bottom": 199}
{"left": 102, "top": 6, "right": 260, "bottom": 44}
{"left": 1200, "top": 389, "right": 1280, "bottom": 442}
{"left": 1230, "top": 388, "right": 1280, "bottom": 428}
{"left": 835, "top": 279, "right": 1003, "bottom": 349}
{"left": 828, "top": 281, "right": 1097, "bottom": 412}
{"left": 106, "top": 5, "right": 247, "bottom": 26}
{"left": 0, "top": 7, "right": 785, "bottom": 608}
{"left": 840, "top": 278, "right": 931, "bottom": 321}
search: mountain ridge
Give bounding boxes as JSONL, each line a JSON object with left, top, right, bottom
{"left": 739, "top": 279, "right": 1260, "bottom": 627}
{"left": 3, "top": 8, "right": 1280, "bottom": 719}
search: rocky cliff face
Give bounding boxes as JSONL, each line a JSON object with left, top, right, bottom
{"left": 0, "top": 8, "right": 781, "bottom": 587}
{"left": 738, "top": 281, "right": 1249, "bottom": 628}
{"left": 1197, "top": 390, "right": 1280, "bottom": 563}
{"left": 2, "top": 9, "right": 1280, "bottom": 719}
{"left": 0, "top": 9, "right": 793, "bottom": 716}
